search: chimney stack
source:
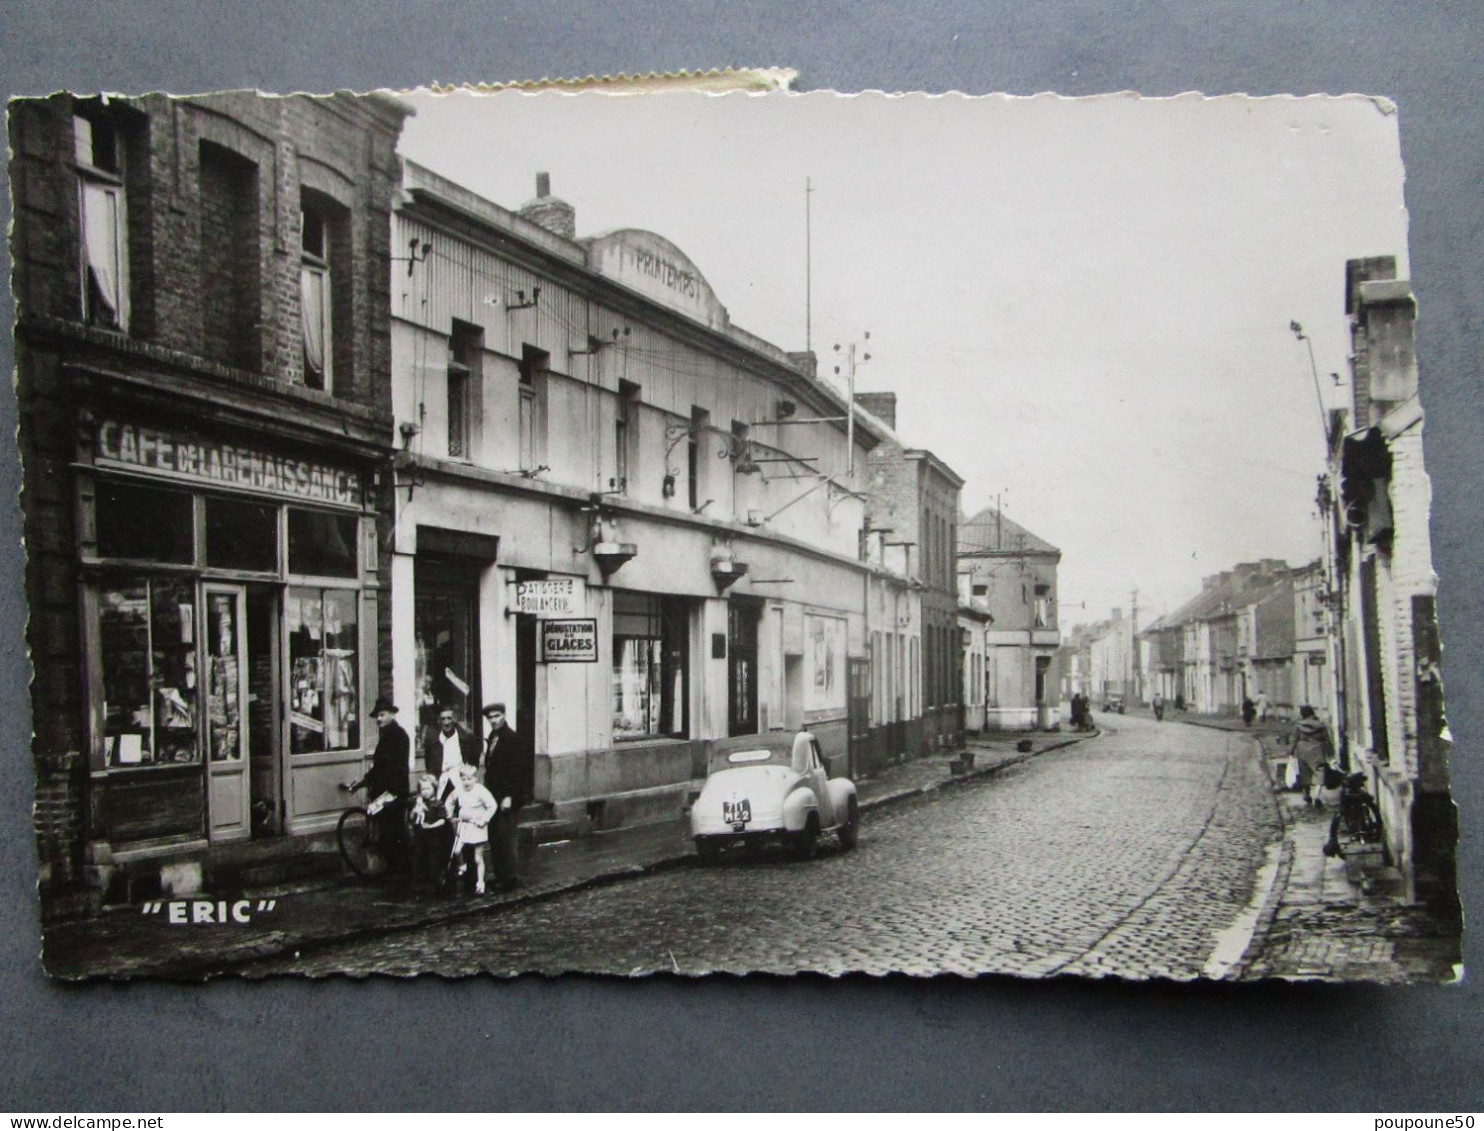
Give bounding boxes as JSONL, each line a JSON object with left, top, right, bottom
{"left": 519, "top": 171, "right": 576, "bottom": 240}
{"left": 856, "top": 391, "right": 898, "bottom": 430}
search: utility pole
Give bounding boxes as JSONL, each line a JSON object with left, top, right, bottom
{"left": 832, "top": 332, "right": 870, "bottom": 476}
{"left": 805, "top": 177, "right": 813, "bottom": 354}
{"left": 1130, "top": 587, "right": 1140, "bottom": 702}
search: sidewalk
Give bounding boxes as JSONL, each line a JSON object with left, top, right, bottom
{"left": 42, "top": 727, "right": 1094, "bottom": 979}
{"left": 1224, "top": 728, "right": 1462, "bottom": 983}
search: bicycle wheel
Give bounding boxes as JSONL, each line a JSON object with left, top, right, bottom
{"left": 1356, "top": 797, "right": 1393, "bottom": 864}
{"left": 337, "top": 807, "right": 380, "bottom": 878}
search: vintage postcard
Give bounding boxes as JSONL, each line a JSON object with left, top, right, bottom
{"left": 10, "top": 86, "right": 1460, "bottom": 980}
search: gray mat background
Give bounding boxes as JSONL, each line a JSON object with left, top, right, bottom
{"left": 2, "top": 0, "right": 1481, "bottom": 1111}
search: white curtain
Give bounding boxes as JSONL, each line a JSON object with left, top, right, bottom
{"left": 81, "top": 181, "right": 121, "bottom": 322}
{"left": 300, "top": 265, "right": 326, "bottom": 379}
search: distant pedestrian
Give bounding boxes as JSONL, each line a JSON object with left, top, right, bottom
{"left": 1152, "top": 691, "right": 1165, "bottom": 722}
{"left": 1289, "top": 705, "right": 1335, "bottom": 807}
{"left": 1241, "top": 696, "right": 1256, "bottom": 727}
{"left": 1255, "top": 691, "right": 1271, "bottom": 722}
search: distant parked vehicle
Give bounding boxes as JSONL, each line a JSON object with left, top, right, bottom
{"left": 690, "top": 730, "right": 859, "bottom": 862}
{"left": 1102, "top": 693, "right": 1126, "bottom": 714}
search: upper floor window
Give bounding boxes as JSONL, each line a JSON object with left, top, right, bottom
{"left": 74, "top": 113, "right": 129, "bottom": 331}
{"left": 615, "top": 380, "right": 641, "bottom": 492}
{"left": 300, "top": 193, "right": 334, "bottom": 391}
{"left": 518, "top": 345, "right": 549, "bottom": 472}
{"left": 447, "top": 320, "right": 482, "bottom": 461}
{"left": 200, "top": 141, "right": 260, "bottom": 370}
{"left": 1034, "top": 584, "right": 1052, "bottom": 629}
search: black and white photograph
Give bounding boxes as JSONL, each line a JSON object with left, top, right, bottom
{"left": 11, "top": 82, "right": 1461, "bottom": 982}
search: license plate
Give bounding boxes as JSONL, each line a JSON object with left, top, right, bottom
{"left": 723, "top": 799, "right": 752, "bottom": 825}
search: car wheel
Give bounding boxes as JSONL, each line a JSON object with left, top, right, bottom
{"left": 837, "top": 799, "right": 859, "bottom": 851}
{"left": 695, "top": 838, "right": 722, "bottom": 865}
{"left": 792, "top": 813, "right": 819, "bottom": 860}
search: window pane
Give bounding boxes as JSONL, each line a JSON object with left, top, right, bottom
{"left": 287, "top": 508, "right": 358, "bottom": 577}
{"left": 96, "top": 480, "right": 194, "bottom": 563}
{"left": 322, "top": 589, "right": 359, "bottom": 751}
{"left": 288, "top": 586, "right": 360, "bottom": 754}
{"left": 99, "top": 579, "right": 152, "bottom": 764}
{"left": 287, "top": 587, "right": 325, "bottom": 753}
{"left": 205, "top": 496, "right": 277, "bottom": 572}
{"left": 612, "top": 593, "right": 687, "bottom": 740}
{"left": 152, "top": 578, "right": 199, "bottom": 764}
{"left": 204, "top": 590, "right": 242, "bottom": 762}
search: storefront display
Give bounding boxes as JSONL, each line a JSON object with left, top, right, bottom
{"left": 83, "top": 425, "right": 375, "bottom": 850}
{"left": 612, "top": 592, "right": 688, "bottom": 741}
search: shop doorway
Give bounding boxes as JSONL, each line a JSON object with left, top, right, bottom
{"left": 728, "top": 598, "right": 761, "bottom": 736}
{"left": 414, "top": 558, "right": 482, "bottom": 747}
{"left": 515, "top": 611, "right": 538, "bottom": 800}
{"left": 204, "top": 584, "right": 251, "bottom": 842}
{"left": 245, "top": 586, "right": 282, "bottom": 838}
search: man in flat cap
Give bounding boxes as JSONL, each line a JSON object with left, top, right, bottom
{"left": 481, "top": 702, "right": 531, "bottom": 890}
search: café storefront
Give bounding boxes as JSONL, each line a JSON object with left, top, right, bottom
{"left": 77, "top": 416, "right": 380, "bottom": 886}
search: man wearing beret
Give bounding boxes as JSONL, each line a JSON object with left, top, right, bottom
{"left": 481, "top": 702, "right": 531, "bottom": 890}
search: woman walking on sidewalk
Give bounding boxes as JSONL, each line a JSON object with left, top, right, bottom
{"left": 1289, "top": 705, "right": 1335, "bottom": 806}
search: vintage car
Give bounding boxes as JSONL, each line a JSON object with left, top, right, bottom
{"left": 689, "top": 730, "right": 859, "bottom": 862}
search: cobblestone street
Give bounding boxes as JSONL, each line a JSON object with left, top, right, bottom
{"left": 249, "top": 715, "right": 1284, "bottom": 979}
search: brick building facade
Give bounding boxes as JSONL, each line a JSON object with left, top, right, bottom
{"left": 11, "top": 91, "right": 409, "bottom": 917}
{"left": 861, "top": 393, "right": 965, "bottom": 754}
{"left": 1329, "top": 257, "right": 1455, "bottom": 910}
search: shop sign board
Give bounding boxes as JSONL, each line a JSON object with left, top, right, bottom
{"left": 92, "top": 419, "right": 363, "bottom": 507}
{"left": 517, "top": 578, "right": 579, "bottom": 616}
{"left": 541, "top": 618, "right": 597, "bottom": 663}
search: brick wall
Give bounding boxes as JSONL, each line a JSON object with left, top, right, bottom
{"left": 9, "top": 91, "right": 408, "bottom": 914}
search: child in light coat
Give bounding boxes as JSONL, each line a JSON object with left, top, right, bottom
{"left": 447, "top": 763, "right": 498, "bottom": 895}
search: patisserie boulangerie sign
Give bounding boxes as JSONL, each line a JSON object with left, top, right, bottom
{"left": 90, "top": 418, "right": 364, "bottom": 508}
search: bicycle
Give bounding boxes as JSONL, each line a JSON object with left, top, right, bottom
{"left": 337, "top": 783, "right": 401, "bottom": 879}
{"left": 1323, "top": 771, "right": 1392, "bottom": 865}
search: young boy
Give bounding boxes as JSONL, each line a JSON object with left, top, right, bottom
{"left": 446, "top": 763, "right": 498, "bottom": 895}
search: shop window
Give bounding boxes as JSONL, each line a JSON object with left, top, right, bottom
{"left": 612, "top": 592, "right": 688, "bottom": 741}
{"left": 95, "top": 480, "right": 194, "bottom": 563}
{"left": 74, "top": 113, "right": 129, "bottom": 331}
{"left": 205, "top": 496, "right": 278, "bottom": 572}
{"left": 98, "top": 577, "right": 199, "bottom": 766}
{"left": 287, "top": 508, "right": 359, "bottom": 578}
{"left": 199, "top": 141, "right": 260, "bottom": 371}
{"left": 288, "top": 586, "right": 360, "bottom": 753}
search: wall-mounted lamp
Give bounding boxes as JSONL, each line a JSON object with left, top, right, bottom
{"left": 571, "top": 327, "right": 632, "bottom": 355}
{"left": 506, "top": 287, "right": 541, "bottom": 312}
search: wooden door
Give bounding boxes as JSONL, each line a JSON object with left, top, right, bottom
{"left": 205, "top": 584, "right": 251, "bottom": 841}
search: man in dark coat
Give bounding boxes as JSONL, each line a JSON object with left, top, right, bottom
{"left": 349, "top": 695, "right": 411, "bottom": 872}
{"left": 423, "top": 705, "right": 482, "bottom": 786}
{"left": 481, "top": 701, "right": 531, "bottom": 890}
